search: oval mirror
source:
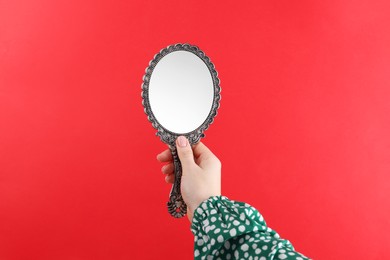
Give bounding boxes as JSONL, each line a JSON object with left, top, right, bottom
{"left": 142, "top": 43, "right": 221, "bottom": 218}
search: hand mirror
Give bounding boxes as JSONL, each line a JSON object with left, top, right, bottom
{"left": 141, "top": 43, "right": 221, "bottom": 218}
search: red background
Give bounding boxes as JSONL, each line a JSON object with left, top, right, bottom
{"left": 1, "top": 0, "right": 389, "bottom": 259}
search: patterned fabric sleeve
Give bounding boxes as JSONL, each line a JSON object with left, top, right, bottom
{"left": 190, "top": 196, "right": 310, "bottom": 260}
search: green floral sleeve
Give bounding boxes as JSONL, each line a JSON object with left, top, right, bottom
{"left": 190, "top": 196, "right": 310, "bottom": 260}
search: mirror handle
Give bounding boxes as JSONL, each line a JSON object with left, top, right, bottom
{"left": 167, "top": 145, "right": 187, "bottom": 218}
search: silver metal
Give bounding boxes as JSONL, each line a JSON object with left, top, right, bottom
{"left": 141, "top": 43, "right": 221, "bottom": 218}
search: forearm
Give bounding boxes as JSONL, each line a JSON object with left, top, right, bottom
{"left": 191, "top": 196, "right": 310, "bottom": 260}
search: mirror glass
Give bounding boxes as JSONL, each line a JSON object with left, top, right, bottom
{"left": 149, "top": 51, "right": 214, "bottom": 134}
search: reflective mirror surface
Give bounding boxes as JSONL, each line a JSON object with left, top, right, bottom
{"left": 149, "top": 51, "right": 214, "bottom": 134}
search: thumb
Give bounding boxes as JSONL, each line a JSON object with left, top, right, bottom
{"left": 176, "top": 136, "right": 195, "bottom": 170}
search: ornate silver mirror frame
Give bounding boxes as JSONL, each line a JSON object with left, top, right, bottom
{"left": 141, "top": 43, "right": 221, "bottom": 218}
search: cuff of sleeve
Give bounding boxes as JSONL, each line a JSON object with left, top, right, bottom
{"left": 190, "top": 195, "right": 268, "bottom": 239}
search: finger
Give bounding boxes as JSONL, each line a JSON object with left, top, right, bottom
{"left": 157, "top": 149, "right": 172, "bottom": 162}
{"left": 161, "top": 163, "right": 174, "bottom": 175}
{"left": 192, "top": 142, "right": 212, "bottom": 156}
{"left": 192, "top": 142, "right": 221, "bottom": 169}
{"left": 176, "top": 136, "right": 196, "bottom": 172}
{"left": 165, "top": 174, "right": 175, "bottom": 184}
{"left": 192, "top": 142, "right": 219, "bottom": 167}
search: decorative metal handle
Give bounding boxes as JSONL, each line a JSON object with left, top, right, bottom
{"left": 167, "top": 145, "right": 187, "bottom": 218}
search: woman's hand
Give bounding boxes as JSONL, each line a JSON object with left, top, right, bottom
{"left": 157, "top": 136, "right": 221, "bottom": 222}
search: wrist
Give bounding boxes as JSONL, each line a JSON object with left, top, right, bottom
{"left": 189, "top": 194, "right": 221, "bottom": 216}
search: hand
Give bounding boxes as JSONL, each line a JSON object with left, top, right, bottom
{"left": 157, "top": 136, "right": 221, "bottom": 222}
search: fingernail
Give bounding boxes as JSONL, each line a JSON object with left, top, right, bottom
{"left": 177, "top": 136, "right": 187, "bottom": 147}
